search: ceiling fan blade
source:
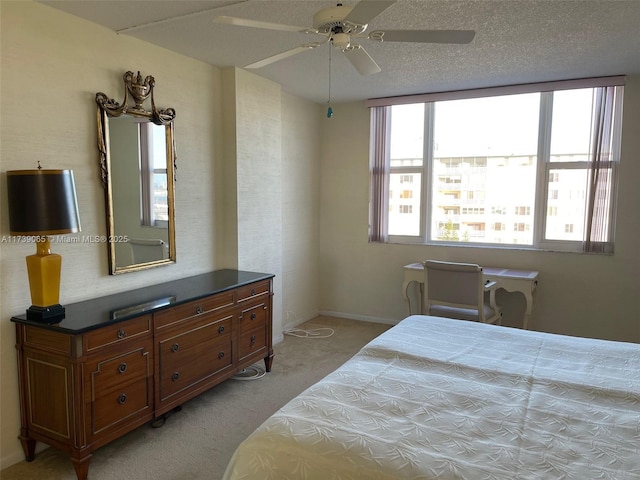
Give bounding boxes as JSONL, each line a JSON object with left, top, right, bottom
{"left": 214, "top": 15, "right": 308, "bottom": 33}
{"left": 344, "top": 0, "right": 396, "bottom": 25}
{"left": 342, "top": 45, "right": 381, "bottom": 75}
{"left": 370, "top": 29, "right": 476, "bottom": 44}
{"left": 245, "top": 43, "right": 321, "bottom": 69}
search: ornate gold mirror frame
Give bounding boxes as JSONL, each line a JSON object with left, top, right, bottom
{"left": 96, "top": 71, "right": 177, "bottom": 274}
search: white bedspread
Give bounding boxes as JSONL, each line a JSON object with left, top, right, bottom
{"left": 223, "top": 315, "right": 640, "bottom": 479}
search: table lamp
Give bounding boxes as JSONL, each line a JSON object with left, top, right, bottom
{"left": 7, "top": 169, "right": 81, "bottom": 322}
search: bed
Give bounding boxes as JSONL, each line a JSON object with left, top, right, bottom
{"left": 222, "top": 315, "right": 640, "bottom": 479}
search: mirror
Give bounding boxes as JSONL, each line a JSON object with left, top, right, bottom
{"left": 96, "top": 71, "right": 176, "bottom": 274}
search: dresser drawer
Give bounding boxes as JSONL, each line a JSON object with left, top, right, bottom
{"left": 157, "top": 318, "right": 232, "bottom": 401}
{"left": 238, "top": 302, "right": 268, "bottom": 334}
{"left": 239, "top": 325, "right": 267, "bottom": 361}
{"left": 89, "top": 345, "right": 151, "bottom": 397}
{"left": 92, "top": 377, "right": 152, "bottom": 434}
{"left": 84, "top": 315, "right": 151, "bottom": 353}
{"left": 236, "top": 280, "right": 271, "bottom": 303}
{"left": 154, "top": 292, "right": 235, "bottom": 330}
{"left": 22, "top": 326, "right": 72, "bottom": 355}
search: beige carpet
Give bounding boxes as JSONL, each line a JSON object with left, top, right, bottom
{"left": 1, "top": 316, "right": 391, "bottom": 480}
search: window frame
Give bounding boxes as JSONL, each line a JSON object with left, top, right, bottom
{"left": 368, "top": 77, "right": 624, "bottom": 252}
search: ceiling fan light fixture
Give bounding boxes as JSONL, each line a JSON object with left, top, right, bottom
{"left": 332, "top": 32, "right": 351, "bottom": 49}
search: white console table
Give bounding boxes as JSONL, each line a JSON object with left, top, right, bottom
{"left": 403, "top": 263, "right": 539, "bottom": 329}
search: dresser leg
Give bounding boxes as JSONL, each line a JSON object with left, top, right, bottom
{"left": 19, "top": 433, "right": 35, "bottom": 461}
{"left": 71, "top": 454, "right": 92, "bottom": 480}
{"left": 264, "top": 349, "right": 274, "bottom": 372}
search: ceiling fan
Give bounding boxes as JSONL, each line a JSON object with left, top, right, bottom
{"left": 214, "top": 0, "right": 476, "bottom": 75}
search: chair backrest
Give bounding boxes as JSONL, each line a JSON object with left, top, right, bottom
{"left": 423, "top": 260, "right": 484, "bottom": 313}
{"left": 129, "top": 238, "right": 167, "bottom": 263}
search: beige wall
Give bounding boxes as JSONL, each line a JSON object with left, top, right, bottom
{"left": 0, "top": 1, "right": 321, "bottom": 469}
{"left": 318, "top": 78, "right": 640, "bottom": 344}
{"left": 281, "top": 93, "right": 323, "bottom": 327}
{"left": 218, "top": 67, "right": 323, "bottom": 339}
{"left": 234, "top": 68, "right": 284, "bottom": 336}
{"left": 0, "top": 0, "right": 221, "bottom": 467}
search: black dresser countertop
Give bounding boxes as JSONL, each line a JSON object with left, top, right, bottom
{"left": 11, "top": 269, "right": 274, "bottom": 333}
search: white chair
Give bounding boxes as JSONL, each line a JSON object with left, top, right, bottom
{"left": 128, "top": 238, "right": 168, "bottom": 263}
{"left": 422, "top": 260, "right": 502, "bottom": 325}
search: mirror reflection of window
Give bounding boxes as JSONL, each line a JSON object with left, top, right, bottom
{"left": 139, "top": 122, "right": 168, "bottom": 228}
{"left": 109, "top": 116, "right": 171, "bottom": 268}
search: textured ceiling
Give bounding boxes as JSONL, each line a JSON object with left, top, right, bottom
{"left": 40, "top": 0, "right": 640, "bottom": 104}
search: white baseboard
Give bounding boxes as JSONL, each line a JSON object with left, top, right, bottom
{"left": 318, "top": 310, "right": 400, "bottom": 326}
{"left": 281, "top": 310, "right": 322, "bottom": 333}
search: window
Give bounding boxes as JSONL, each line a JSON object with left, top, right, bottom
{"left": 400, "top": 175, "right": 414, "bottom": 184}
{"left": 462, "top": 207, "right": 485, "bottom": 215}
{"left": 400, "top": 190, "right": 413, "bottom": 199}
{"left": 368, "top": 77, "right": 624, "bottom": 252}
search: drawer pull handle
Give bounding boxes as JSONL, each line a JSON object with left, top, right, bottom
{"left": 118, "top": 363, "right": 127, "bottom": 373}
{"left": 250, "top": 313, "right": 257, "bottom": 320}
{"left": 251, "top": 288, "right": 256, "bottom": 295}
{"left": 218, "top": 351, "right": 225, "bottom": 359}
{"left": 172, "top": 372, "right": 180, "bottom": 381}
{"left": 250, "top": 335, "right": 256, "bottom": 346}
{"left": 218, "top": 325, "right": 225, "bottom": 334}
{"left": 171, "top": 343, "right": 180, "bottom": 353}
{"left": 117, "top": 329, "right": 127, "bottom": 339}
{"left": 118, "top": 394, "right": 127, "bottom": 405}
{"left": 195, "top": 306, "right": 203, "bottom": 315}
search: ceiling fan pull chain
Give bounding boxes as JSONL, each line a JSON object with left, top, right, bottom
{"left": 327, "top": 44, "right": 334, "bottom": 119}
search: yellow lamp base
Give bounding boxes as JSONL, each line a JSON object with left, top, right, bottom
{"left": 25, "top": 238, "right": 66, "bottom": 322}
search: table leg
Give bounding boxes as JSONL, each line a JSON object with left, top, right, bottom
{"left": 402, "top": 280, "right": 413, "bottom": 315}
{"left": 402, "top": 280, "right": 424, "bottom": 315}
{"left": 522, "top": 290, "right": 535, "bottom": 330}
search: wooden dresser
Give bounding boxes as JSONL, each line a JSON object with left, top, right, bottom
{"left": 11, "top": 269, "right": 274, "bottom": 480}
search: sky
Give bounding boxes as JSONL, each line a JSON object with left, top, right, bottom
{"left": 390, "top": 88, "right": 594, "bottom": 160}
